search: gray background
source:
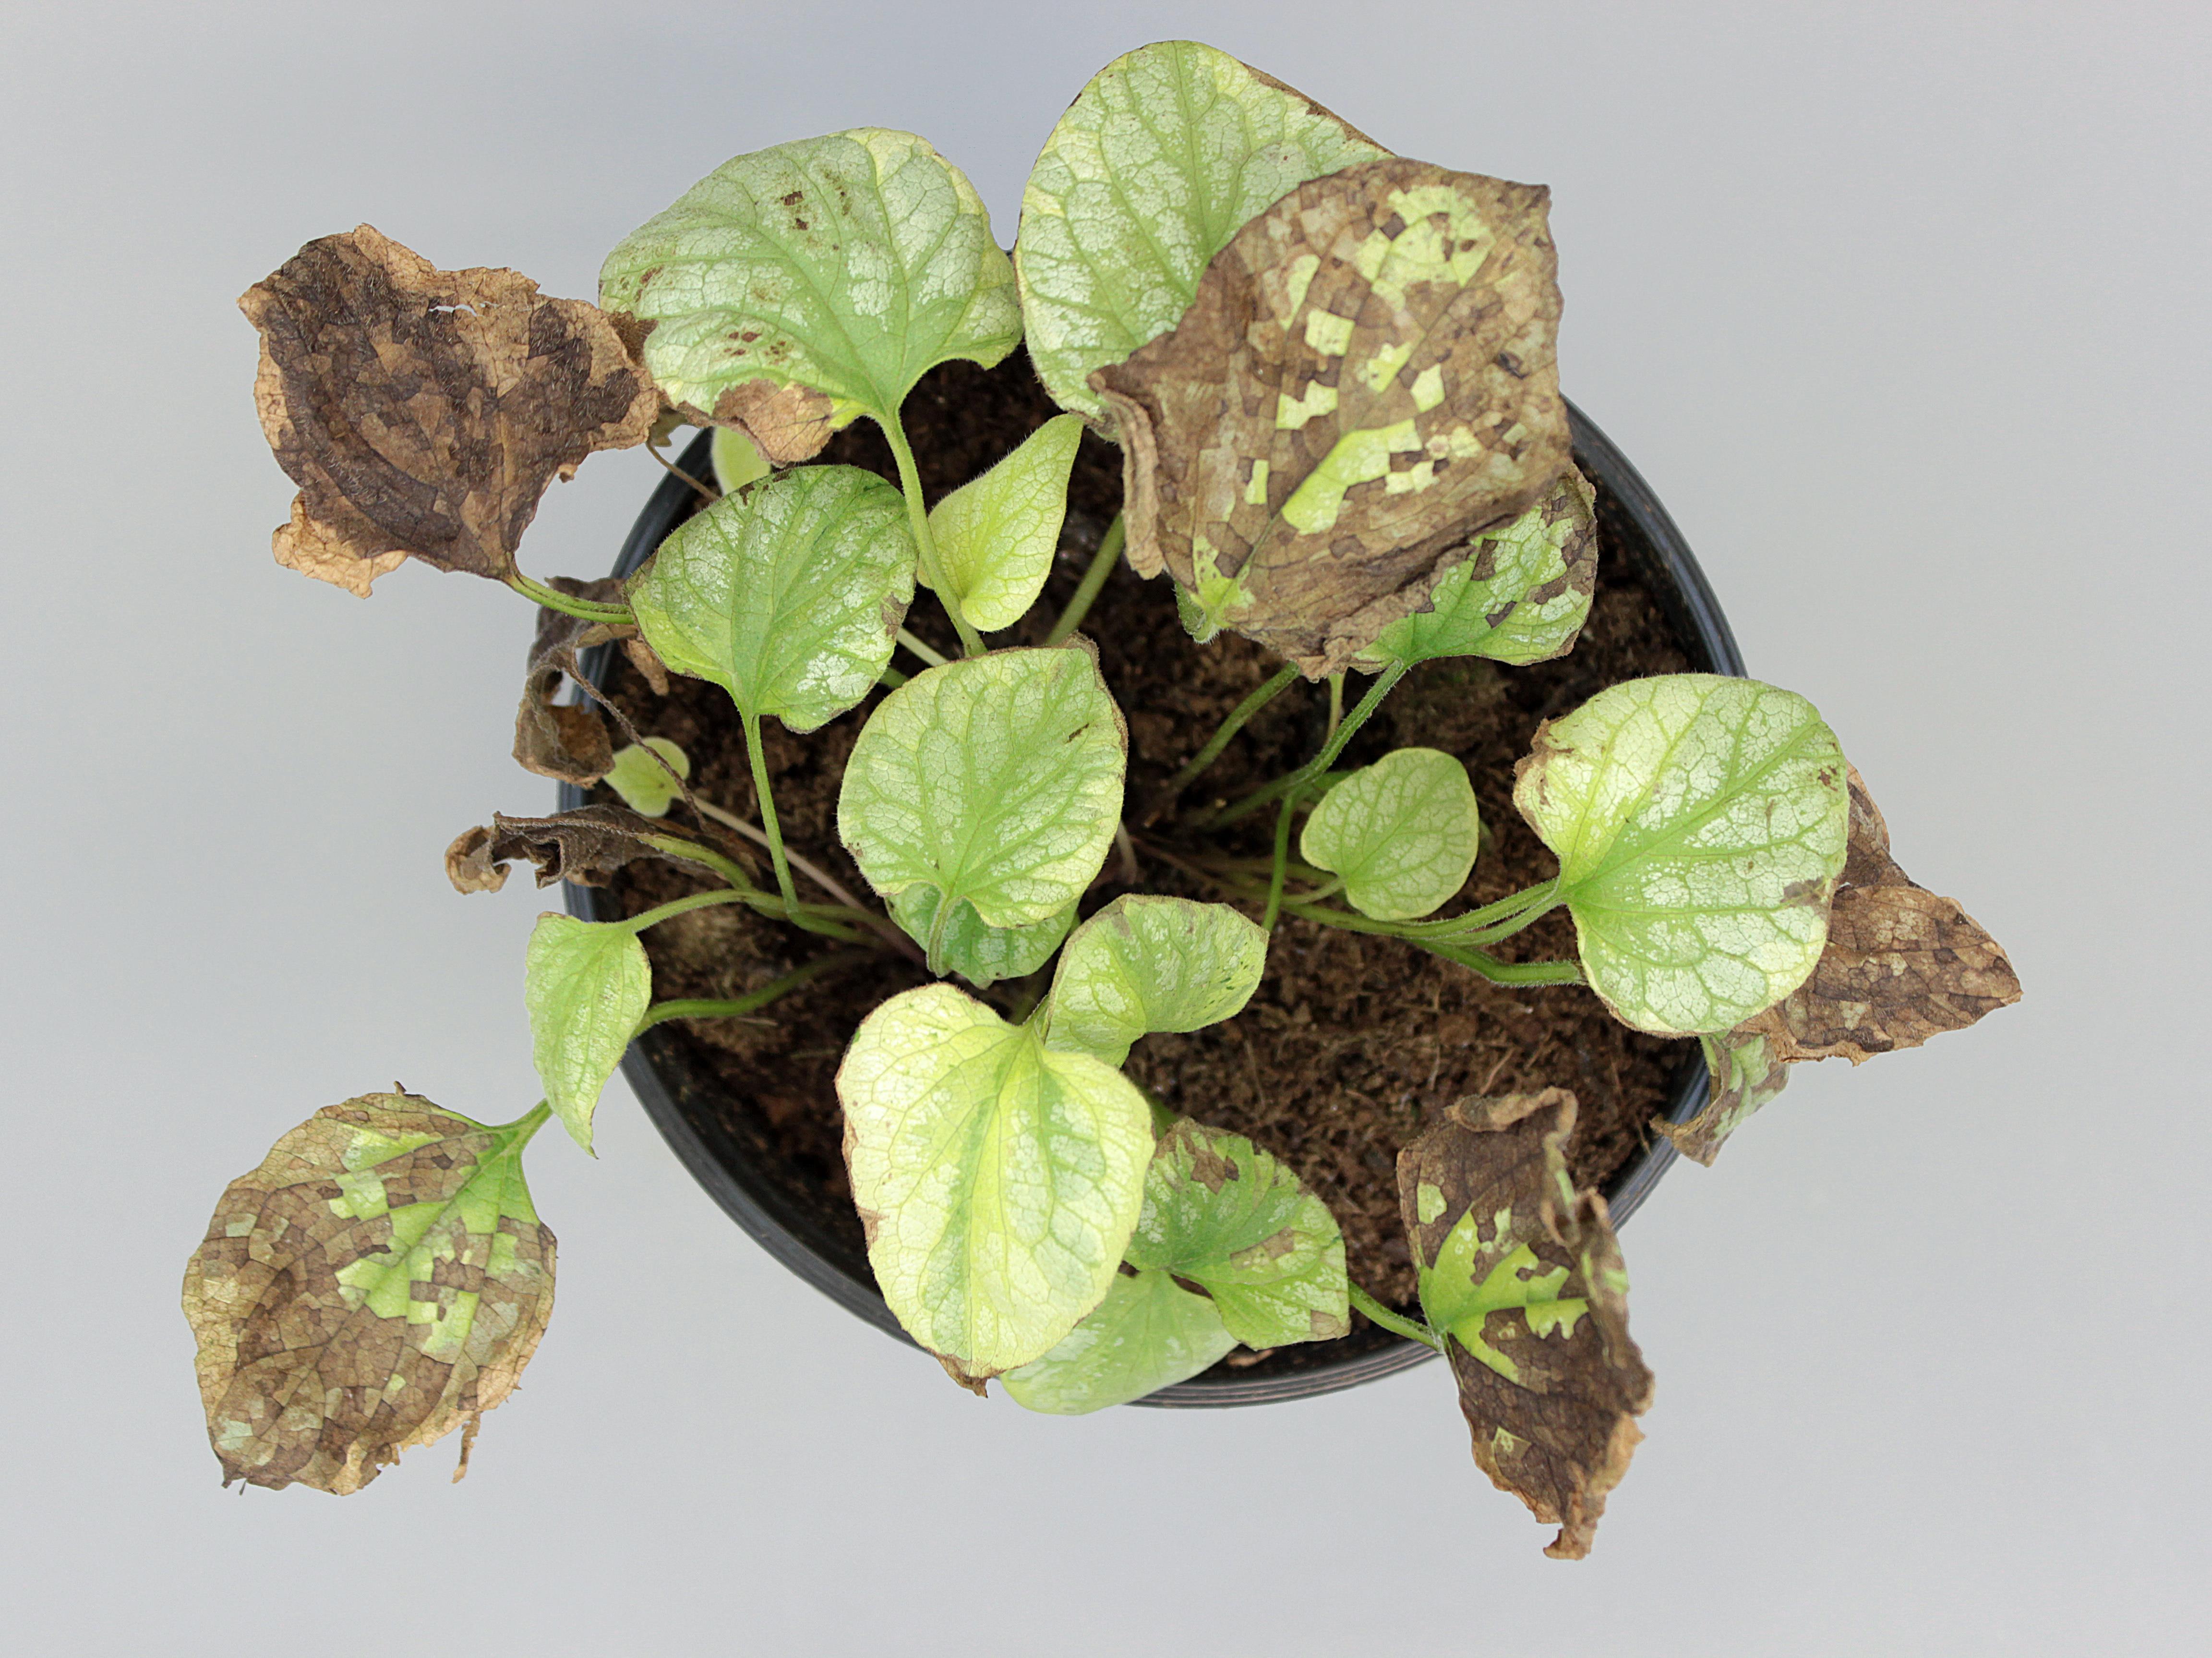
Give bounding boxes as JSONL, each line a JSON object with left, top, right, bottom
{"left": 5, "top": 1, "right": 2205, "bottom": 1652}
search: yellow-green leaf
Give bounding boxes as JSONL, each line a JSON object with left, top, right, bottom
{"left": 1039, "top": 895, "right": 1267, "bottom": 1066}
{"left": 1002, "top": 1269, "right": 1236, "bottom": 1415}
{"left": 1301, "top": 747, "right": 1481, "bottom": 921}
{"left": 924, "top": 413, "right": 1084, "bottom": 632}
{"left": 524, "top": 914, "right": 650, "bottom": 1152}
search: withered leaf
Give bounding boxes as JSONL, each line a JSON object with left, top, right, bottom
{"left": 242, "top": 225, "right": 659, "bottom": 595}
{"left": 1092, "top": 159, "right": 1569, "bottom": 676}
{"left": 1659, "top": 1026, "right": 1792, "bottom": 1166}
{"left": 1738, "top": 768, "right": 2021, "bottom": 1065}
{"left": 180, "top": 1094, "right": 555, "bottom": 1493}
{"left": 1398, "top": 1089, "right": 1652, "bottom": 1559}
{"left": 516, "top": 578, "right": 629, "bottom": 786}
{"left": 445, "top": 804, "right": 737, "bottom": 892}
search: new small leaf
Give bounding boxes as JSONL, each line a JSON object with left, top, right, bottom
{"left": 602, "top": 738, "right": 690, "bottom": 818}
{"left": 924, "top": 413, "right": 1084, "bottom": 631}
{"left": 1300, "top": 747, "right": 1481, "bottom": 920}
{"left": 181, "top": 1094, "right": 555, "bottom": 1492}
{"left": 627, "top": 465, "right": 915, "bottom": 733}
{"left": 1039, "top": 896, "right": 1267, "bottom": 1066}
{"left": 525, "top": 915, "right": 651, "bottom": 1152}
{"left": 1514, "top": 675, "right": 1851, "bottom": 1035}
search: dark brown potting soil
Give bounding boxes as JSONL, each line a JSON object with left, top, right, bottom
{"left": 595, "top": 354, "right": 1696, "bottom": 1366}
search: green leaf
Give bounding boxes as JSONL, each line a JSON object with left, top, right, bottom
{"left": 1353, "top": 466, "right": 1598, "bottom": 671}
{"left": 1128, "top": 1121, "right": 1348, "bottom": 1347}
{"left": 889, "top": 886, "right": 1077, "bottom": 991}
{"left": 837, "top": 645, "right": 1128, "bottom": 955}
{"left": 1015, "top": 41, "right": 1388, "bottom": 424}
{"left": 181, "top": 1094, "right": 556, "bottom": 1492}
{"left": 836, "top": 984, "right": 1154, "bottom": 1378}
{"left": 601, "top": 130, "right": 1021, "bottom": 457}
{"left": 525, "top": 914, "right": 651, "bottom": 1152}
{"left": 923, "top": 413, "right": 1084, "bottom": 632}
{"left": 1398, "top": 1090, "right": 1651, "bottom": 1559}
{"left": 1002, "top": 1269, "right": 1237, "bottom": 1415}
{"left": 710, "top": 426, "right": 770, "bottom": 494}
{"left": 1300, "top": 747, "right": 1481, "bottom": 921}
{"left": 1514, "top": 674, "right": 1851, "bottom": 1036}
{"left": 1039, "top": 895, "right": 1267, "bottom": 1066}
{"left": 627, "top": 465, "right": 914, "bottom": 733}
{"left": 602, "top": 738, "right": 690, "bottom": 818}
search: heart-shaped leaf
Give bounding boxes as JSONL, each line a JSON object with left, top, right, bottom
{"left": 923, "top": 413, "right": 1084, "bottom": 631}
{"left": 1301, "top": 747, "right": 1481, "bottom": 920}
{"left": 1514, "top": 675, "right": 1851, "bottom": 1036}
{"left": 602, "top": 738, "right": 691, "bottom": 818}
{"left": 1128, "top": 1121, "right": 1348, "bottom": 1347}
{"left": 525, "top": 914, "right": 651, "bottom": 1152}
{"left": 1399, "top": 1089, "right": 1650, "bottom": 1560}
{"left": 1092, "top": 158, "right": 1570, "bottom": 675}
{"left": 836, "top": 984, "right": 1154, "bottom": 1379}
{"left": 601, "top": 131, "right": 1020, "bottom": 457}
{"left": 888, "top": 887, "right": 1078, "bottom": 991}
{"left": 181, "top": 1094, "right": 555, "bottom": 1493}
{"left": 1353, "top": 465, "right": 1597, "bottom": 671}
{"left": 242, "top": 226, "right": 659, "bottom": 594}
{"left": 837, "top": 646, "right": 1128, "bottom": 965}
{"left": 627, "top": 465, "right": 914, "bottom": 733}
{"left": 1040, "top": 895, "right": 1268, "bottom": 1066}
{"left": 1015, "top": 40, "right": 1387, "bottom": 425}
{"left": 1002, "top": 1269, "right": 1238, "bottom": 1415}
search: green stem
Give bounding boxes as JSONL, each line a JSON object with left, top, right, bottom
{"left": 1262, "top": 794, "right": 1298, "bottom": 932}
{"left": 1045, "top": 514, "right": 1125, "bottom": 645}
{"left": 507, "top": 572, "right": 634, "bottom": 625}
{"left": 1348, "top": 1283, "right": 1443, "bottom": 1353}
{"left": 633, "top": 952, "right": 868, "bottom": 1035}
{"left": 1155, "top": 664, "right": 1300, "bottom": 805}
{"left": 619, "top": 887, "right": 757, "bottom": 934}
{"left": 494, "top": 1100, "right": 554, "bottom": 1144}
{"left": 741, "top": 709, "right": 830, "bottom": 935}
{"left": 1409, "top": 940, "right": 1585, "bottom": 986}
{"left": 1205, "top": 662, "right": 1409, "bottom": 829}
{"left": 881, "top": 406, "right": 986, "bottom": 659}
{"left": 1326, "top": 672, "right": 1345, "bottom": 745}
{"left": 896, "top": 628, "right": 950, "bottom": 669}
{"left": 636, "top": 832, "right": 761, "bottom": 894}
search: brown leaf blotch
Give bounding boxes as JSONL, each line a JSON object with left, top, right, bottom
{"left": 703, "top": 378, "right": 840, "bottom": 466}
{"left": 465, "top": 803, "right": 726, "bottom": 890}
{"left": 241, "top": 225, "right": 659, "bottom": 594}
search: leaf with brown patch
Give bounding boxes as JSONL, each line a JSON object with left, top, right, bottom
{"left": 1659, "top": 1026, "right": 1792, "bottom": 1166}
{"left": 180, "top": 1094, "right": 555, "bottom": 1493}
{"left": 444, "top": 804, "right": 741, "bottom": 892}
{"left": 1738, "top": 768, "right": 2021, "bottom": 1065}
{"left": 1398, "top": 1089, "right": 1652, "bottom": 1559}
{"left": 1091, "top": 158, "right": 1569, "bottom": 676}
{"left": 242, "top": 225, "right": 659, "bottom": 595}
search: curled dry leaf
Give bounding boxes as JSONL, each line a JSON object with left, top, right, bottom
{"left": 1092, "top": 159, "right": 1568, "bottom": 675}
{"left": 444, "top": 804, "right": 740, "bottom": 893}
{"left": 1659, "top": 1026, "right": 1792, "bottom": 1167}
{"left": 1398, "top": 1089, "right": 1652, "bottom": 1559}
{"left": 516, "top": 578, "right": 629, "bottom": 786}
{"left": 241, "top": 225, "right": 659, "bottom": 595}
{"left": 1738, "top": 768, "right": 2021, "bottom": 1065}
{"left": 180, "top": 1094, "right": 555, "bottom": 1492}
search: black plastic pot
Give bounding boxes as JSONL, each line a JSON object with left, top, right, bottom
{"left": 563, "top": 399, "right": 1743, "bottom": 1407}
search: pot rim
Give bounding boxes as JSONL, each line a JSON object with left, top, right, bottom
{"left": 563, "top": 396, "right": 1742, "bottom": 1407}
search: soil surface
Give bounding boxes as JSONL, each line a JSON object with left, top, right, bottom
{"left": 593, "top": 354, "right": 1697, "bottom": 1377}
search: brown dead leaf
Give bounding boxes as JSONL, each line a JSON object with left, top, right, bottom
{"left": 1739, "top": 768, "right": 2021, "bottom": 1064}
{"left": 444, "top": 825, "right": 509, "bottom": 894}
{"left": 516, "top": 578, "right": 631, "bottom": 786}
{"left": 241, "top": 225, "right": 659, "bottom": 595}
{"left": 180, "top": 1094, "right": 555, "bottom": 1493}
{"left": 1659, "top": 1027, "right": 1792, "bottom": 1166}
{"left": 446, "top": 803, "right": 741, "bottom": 892}
{"left": 1093, "top": 159, "right": 1569, "bottom": 675}
{"left": 1398, "top": 1089, "right": 1652, "bottom": 1559}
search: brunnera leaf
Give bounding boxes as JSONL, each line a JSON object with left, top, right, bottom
{"left": 599, "top": 131, "right": 1021, "bottom": 456}
{"left": 1092, "top": 159, "right": 1570, "bottom": 676}
{"left": 1737, "top": 767, "right": 2022, "bottom": 1065}
{"left": 242, "top": 225, "right": 659, "bottom": 595}
{"left": 1002, "top": 1268, "right": 1238, "bottom": 1416}
{"left": 888, "top": 886, "right": 1078, "bottom": 991}
{"left": 1128, "top": 1120, "right": 1349, "bottom": 1348}
{"left": 1514, "top": 675, "right": 1851, "bottom": 1036}
{"left": 709, "top": 425, "right": 770, "bottom": 495}
{"left": 444, "top": 804, "right": 741, "bottom": 894}
{"left": 836, "top": 645, "right": 1128, "bottom": 967}
{"left": 1015, "top": 40, "right": 1388, "bottom": 426}
{"left": 1300, "top": 747, "right": 1481, "bottom": 921}
{"left": 602, "top": 738, "right": 691, "bottom": 819}
{"left": 514, "top": 577, "right": 634, "bottom": 787}
{"left": 626, "top": 465, "right": 915, "bottom": 733}
{"left": 1353, "top": 465, "right": 1598, "bottom": 672}
{"left": 923, "top": 413, "right": 1084, "bottom": 632}
{"left": 180, "top": 1094, "right": 556, "bottom": 1493}
{"left": 836, "top": 983, "right": 1154, "bottom": 1379}
{"left": 1398, "top": 1089, "right": 1651, "bottom": 1560}
{"left": 1659, "top": 1025, "right": 1792, "bottom": 1167}
{"left": 1039, "top": 895, "right": 1268, "bottom": 1066}
{"left": 525, "top": 915, "right": 651, "bottom": 1152}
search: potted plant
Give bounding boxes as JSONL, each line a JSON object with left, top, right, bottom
{"left": 183, "top": 40, "right": 2018, "bottom": 1557}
